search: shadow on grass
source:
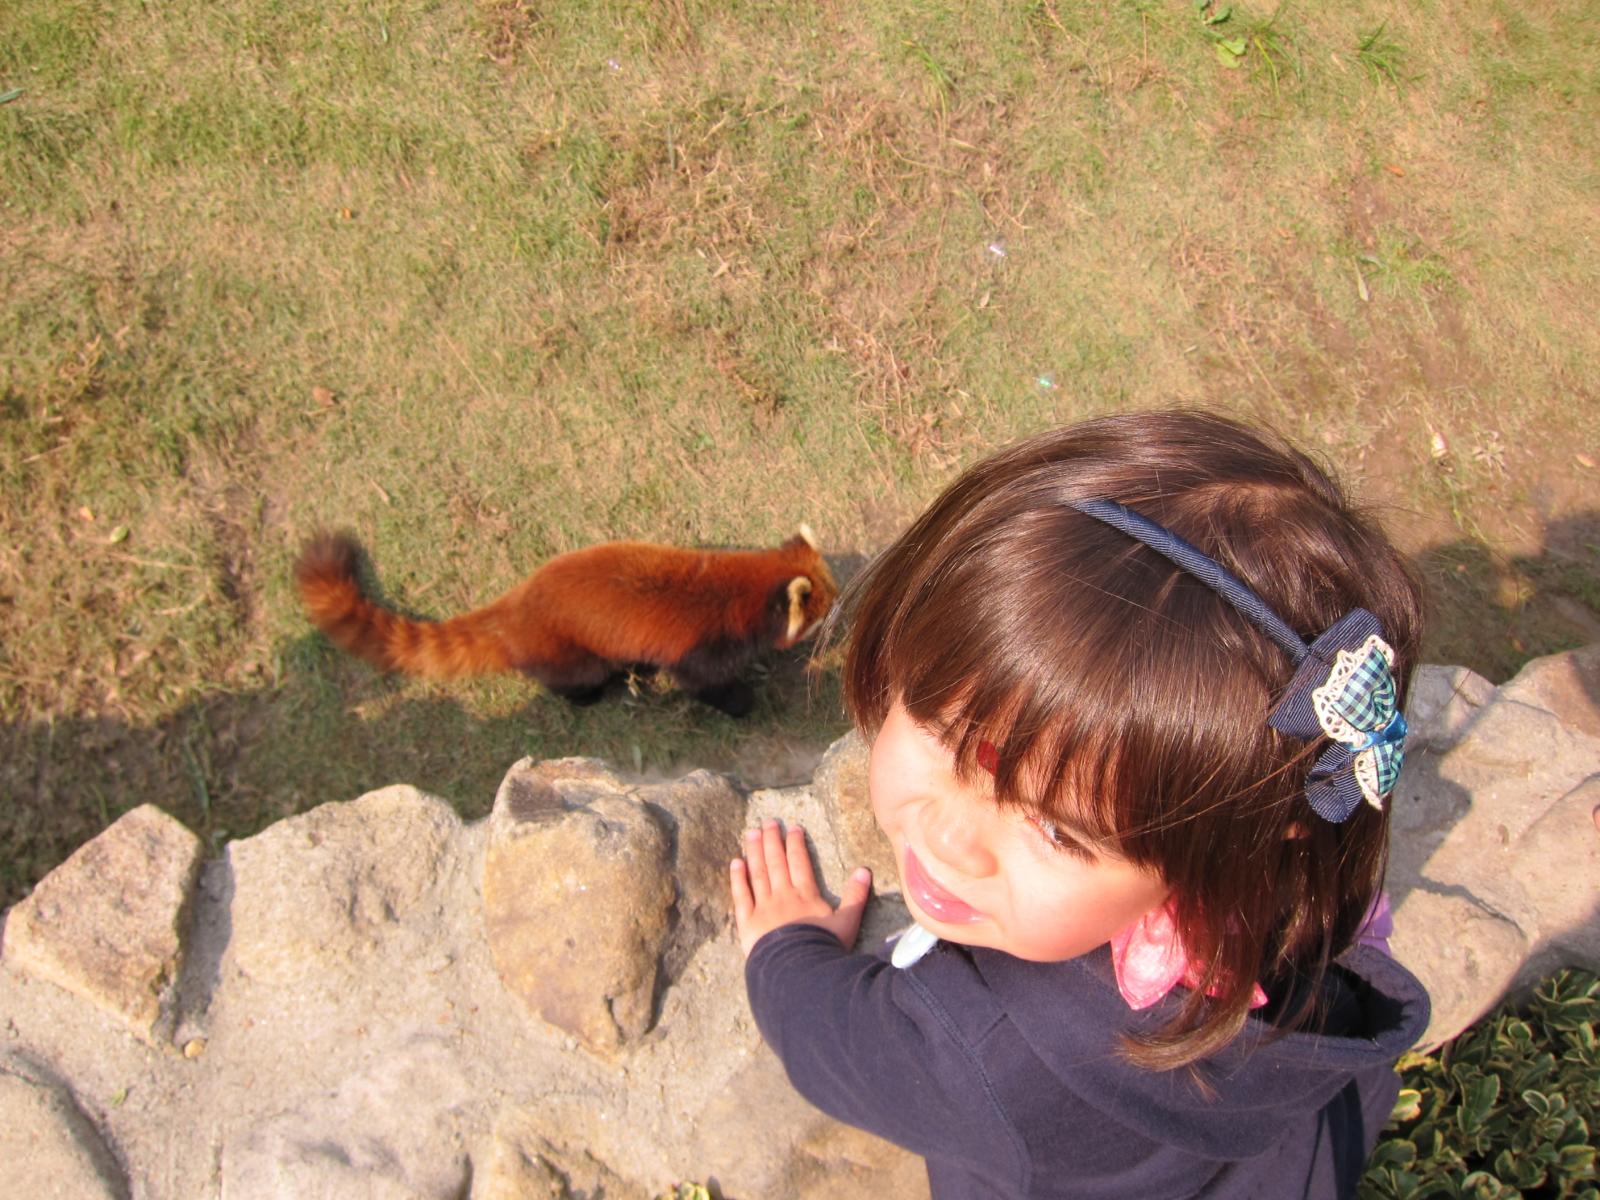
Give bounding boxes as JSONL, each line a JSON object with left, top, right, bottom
{"left": 1413, "top": 509, "right": 1600, "bottom": 687}
{"left": 0, "top": 634, "right": 850, "bottom": 909}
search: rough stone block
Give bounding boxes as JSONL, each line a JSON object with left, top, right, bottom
{"left": 812, "top": 731, "right": 898, "bottom": 889}
{"left": 0, "top": 1056, "right": 127, "bottom": 1200}
{"left": 1509, "top": 774, "right": 1600, "bottom": 982}
{"left": 1497, "top": 643, "right": 1600, "bottom": 739}
{"left": 484, "top": 759, "right": 675, "bottom": 1054}
{"left": 2, "top": 804, "right": 201, "bottom": 1045}
{"left": 225, "top": 785, "right": 462, "bottom": 987}
{"left": 1389, "top": 887, "right": 1529, "bottom": 1048}
{"left": 1403, "top": 664, "right": 1496, "bottom": 752}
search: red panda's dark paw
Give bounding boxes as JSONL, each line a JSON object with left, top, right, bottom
{"left": 691, "top": 680, "right": 756, "bottom": 718}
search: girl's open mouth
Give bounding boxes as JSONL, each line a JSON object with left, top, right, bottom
{"left": 903, "top": 846, "right": 985, "bottom": 925}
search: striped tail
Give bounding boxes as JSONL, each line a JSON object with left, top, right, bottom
{"left": 293, "top": 532, "right": 512, "bottom": 679}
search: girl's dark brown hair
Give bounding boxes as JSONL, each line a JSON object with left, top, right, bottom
{"left": 832, "top": 409, "right": 1423, "bottom": 1071}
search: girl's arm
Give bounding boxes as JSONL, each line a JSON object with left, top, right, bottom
{"left": 731, "top": 820, "right": 1025, "bottom": 1183}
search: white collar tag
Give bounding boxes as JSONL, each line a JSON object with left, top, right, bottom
{"left": 890, "top": 921, "right": 939, "bottom": 969}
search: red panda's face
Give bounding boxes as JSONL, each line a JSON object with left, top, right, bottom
{"left": 777, "top": 529, "right": 838, "bottom": 648}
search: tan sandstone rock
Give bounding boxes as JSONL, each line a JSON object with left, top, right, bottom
{"left": 224, "top": 784, "right": 463, "bottom": 988}
{"left": 1403, "top": 663, "right": 1496, "bottom": 752}
{"left": 483, "top": 758, "right": 675, "bottom": 1055}
{"left": 474, "top": 1109, "right": 644, "bottom": 1200}
{"left": 1510, "top": 774, "right": 1600, "bottom": 982}
{"left": 1387, "top": 887, "right": 1530, "bottom": 1049}
{"left": 0, "top": 1056, "right": 127, "bottom": 1200}
{"left": 812, "top": 730, "right": 899, "bottom": 887}
{"left": 1, "top": 804, "right": 201, "bottom": 1045}
{"left": 1497, "top": 643, "right": 1600, "bottom": 740}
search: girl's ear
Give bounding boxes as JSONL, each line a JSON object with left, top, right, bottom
{"left": 1284, "top": 820, "right": 1311, "bottom": 840}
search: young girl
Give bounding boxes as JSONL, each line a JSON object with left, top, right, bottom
{"left": 729, "top": 410, "right": 1430, "bottom": 1200}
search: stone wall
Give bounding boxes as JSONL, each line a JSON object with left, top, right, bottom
{"left": 2, "top": 646, "right": 1596, "bottom": 1199}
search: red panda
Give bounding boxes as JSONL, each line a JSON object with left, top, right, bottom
{"left": 293, "top": 527, "right": 837, "bottom": 717}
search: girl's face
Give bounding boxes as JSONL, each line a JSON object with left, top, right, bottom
{"left": 869, "top": 700, "right": 1170, "bottom": 962}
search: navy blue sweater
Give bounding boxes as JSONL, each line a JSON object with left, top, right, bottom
{"left": 746, "top": 924, "right": 1430, "bottom": 1199}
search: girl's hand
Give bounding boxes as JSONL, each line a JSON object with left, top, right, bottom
{"left": 730, "top": 819, "right": 873, "bottom": 958}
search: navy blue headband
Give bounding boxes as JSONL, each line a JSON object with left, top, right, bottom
{"left": 1070, "top": 498, "right": 1406, "bottom": 823}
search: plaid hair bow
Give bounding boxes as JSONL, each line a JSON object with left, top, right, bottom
{"left": 1266, "top": 609, "right": 1406, "bottom": 822}
{"left": 1070, "top": 499, "right": 1407, "bottom": 824}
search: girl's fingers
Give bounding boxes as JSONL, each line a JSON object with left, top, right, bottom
{"left": 839, "top": 865, "right": 873, "bottom": 913}
{"left": 785, "top": 824, "right": 817, "bottom": 894}
{"left": 831, "top": 866, "right": 873, "bottom": 950}
{"left": 729, "top": 859, "right": 753, "bottom": 926}
{"left": 743, "top": 826, "right": 771, "bottom": 900}
{"left": 760, "top": 819, "right": 789, "bottom": 891}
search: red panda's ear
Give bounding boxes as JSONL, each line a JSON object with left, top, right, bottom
{"left": 784, "top": 575, "right": 813, "bottom": 643}
{"left": 795, "top": 523, "right": 818, "bottom": 549}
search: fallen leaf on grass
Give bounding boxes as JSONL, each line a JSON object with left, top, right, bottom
{"left": 1576, "top": 453, "right": 1595, "bottom": 469}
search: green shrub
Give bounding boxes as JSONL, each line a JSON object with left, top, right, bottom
{"left": 1361, "top": 969, "right": 1600, "bottom": 1200}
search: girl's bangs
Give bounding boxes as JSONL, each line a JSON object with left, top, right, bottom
{"left": 864, "top": 552, "right": 1132, "bottom": 851}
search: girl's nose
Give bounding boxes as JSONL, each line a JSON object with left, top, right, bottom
{"left": 922, "top": 800, "right": 998, "bottom": 879}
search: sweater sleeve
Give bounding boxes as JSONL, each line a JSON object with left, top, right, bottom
{"left": 744, "top": 923, "right": 1023, "bottom": 1179}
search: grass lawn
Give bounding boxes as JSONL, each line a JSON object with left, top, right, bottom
{"left": 2, "top": 0, "right": 1597, "bottom": 908}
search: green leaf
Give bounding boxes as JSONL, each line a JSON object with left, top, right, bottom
{"left": 0, "top": 87, "right": 24, "bottom": 105}
{"left": 1392, "top": 1088, "right": 1424, "bottom": 1122}
{"left": 1371, "top": 1139, "right": 1418, "bottom": 1169}
{"left": 1558, "top": 1142, "right": 1598, "bottom": 1177}
{"left": 1458, "top": 1074, "right": 1501, "bottom": 1133}
{"left": 1460, "top": 1172, "right": 1511, "bottom": 1200}
{"left": 1215, "top": 41, "right": 1245, "bottom": 67}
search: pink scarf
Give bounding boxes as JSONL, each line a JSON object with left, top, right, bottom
{"left": 1109, "top": 892, "right": 1393, "bottom": 1011}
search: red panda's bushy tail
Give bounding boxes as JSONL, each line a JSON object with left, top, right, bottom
{"left": 293, "top": 532, "right": 512, "bottom": 679}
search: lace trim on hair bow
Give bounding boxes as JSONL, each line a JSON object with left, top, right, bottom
{"left": 1266, "top": 609, "right": 1406, "bottom": 822}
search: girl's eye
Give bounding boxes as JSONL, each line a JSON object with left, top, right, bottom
{"left": 1026, "top": 812, "right": 1095, "bottom": 862}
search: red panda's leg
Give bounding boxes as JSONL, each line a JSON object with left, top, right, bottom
{"left": 683, "top": 679, "right": 756, "bottom": 718}
{"left": 670, "top": 639, "right": 758, "bottom": 718}
{"left": 517, "top": 649, "right": 614, "bottom": 707}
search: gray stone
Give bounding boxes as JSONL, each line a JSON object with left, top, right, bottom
{"left": 1509, "top": 774, "right": 1600, "bottom": 985}
{"left": 219, "top": 1036, "right": 472, "bottom": 1200}
{"left": 1, "top": 804, "right": 201, "bottom": 1045}
{"left": 1497, "top": 643, "right": 1600, "bottom": 740}
{"left": 1403, "top": 664, "right": 1496, "bottom": 752}
{"left": 635, "top": 768, "right": 749, "bottom": 980}
{"left": 1388, "top": 887, "right": 1530, "bottom": 1049}
{"left": 471, "top": 1136, "right": 570, "bottom": 1200}
{"left": 812, "top": 731, "right": 899, "bottom": 888}
{"left": 474, "top": 1110, "right": 640, "bottom": 1200}
{"left": 483, "top": 759, "right": 675, "bottom": 1054}
{"left": 224, "top": 785, "right": 463, "bottom": 988}
{"left": 0, "top": 1057, "right": 127, "bottom": 1200}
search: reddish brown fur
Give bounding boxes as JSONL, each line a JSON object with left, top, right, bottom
{"left": 293, "top": 529, "right": 837, "bottom": 715}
